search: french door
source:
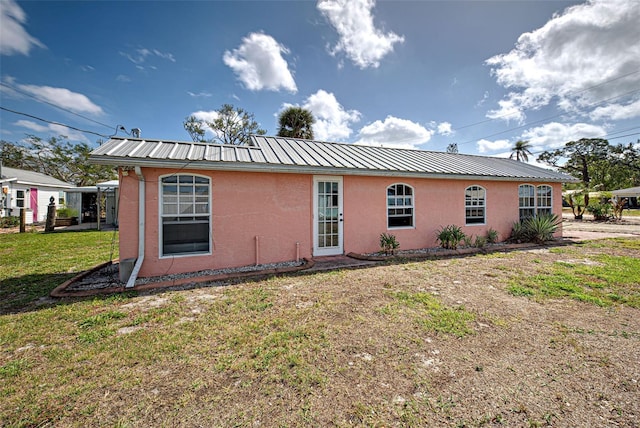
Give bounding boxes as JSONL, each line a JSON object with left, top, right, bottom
{"left": 313, "top": 176, "right": 343, "bottom": 256}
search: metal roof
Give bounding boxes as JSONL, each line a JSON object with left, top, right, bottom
{"left": 89, "top": 136, "right": 578, "bottom": 182}
{"left": 0, "top": 166, "right": 74, "bottom": 188}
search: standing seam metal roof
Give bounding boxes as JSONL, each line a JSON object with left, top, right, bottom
{"left": 88, "top": 136, "right": 578, "bottom": 182}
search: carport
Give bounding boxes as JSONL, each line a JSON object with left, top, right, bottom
{"left": 612, "top": 186, "right": 640, "bottom": 209}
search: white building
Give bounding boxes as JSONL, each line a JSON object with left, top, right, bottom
{"left": 0, "top": 166, "right": 74, "bottom": 224}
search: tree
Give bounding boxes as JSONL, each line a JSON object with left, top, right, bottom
{"left": 183, "top": 104, "right": 266, "bottom": 145}
{"left": 610, "top": 140, "right": 640, "bottom": 187}
{"left": 537, "top": 138, "right": 611, "bottom": 187}
{"left": 509, "top": 140, "right": 532, "bottom": 162}
{"left": 537, "top": 137, "right": 640, "bottom": 219}
{"left": 446, "top": 143, "right": 459, "bottom": 154}
{"left": 277, "top": 107, "right": 315, "bottom": 139}
{"left": 0, "top": 136, "right": 116, "bottom": 186}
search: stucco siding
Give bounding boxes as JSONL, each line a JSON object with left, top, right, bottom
{"left": 119, "top": 168, "right": 313, "bottom": 277}
{"left": 118, "top": 167, "right": 565, "bottom": 278}
{"left": 343, "top": 176, "right": 534, "bottom": 254}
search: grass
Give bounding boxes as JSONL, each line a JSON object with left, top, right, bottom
{"left": 1, "top": 233, "right": 639, "bottom": 426}
{"left": 0, "top": 230, "right": 118, "bottom": 312}
{"left": 507, "top": 239, "right": 640, "bottom": 307}
{"left": 562, "top": 207, "right": 640, "bottom": 217}
{"left": 391, "top": 291, "right": 475, "bottom": 337}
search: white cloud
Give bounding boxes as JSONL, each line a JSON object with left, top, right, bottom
{"left": 590, "top": 98, "right": 640, "bottom": 121}
{"left": 187, "top": 91, "right": 213, "bottom": 98}
{"left": 188, "top": 110, "right": 227, "bottom": 140}
{"left": 12, "top": 81, "right": 103, "bottom": 115}
{"left": 0, "top": 0, "right": 44, "bottom": 56}
{"left": 436, "top": 122, "right": 453, "bottom": 136}
{"left": 356, "top": 116, "right": 432, "bottom": 149}
{"left": 477, "top": 138, "right": 511, "bottom": 153}
{"left": 223, "top": 32, "right": 297, "bottom": 93}
{"left": 298, "top": 90, "right": 361, "bottom": 141}
{"left": 521, "top": 122, "right": 606, "bottom": 153}
{"left": 14, "top": 120, "right": 90, "bottom": 143}
{"left": 120, "top": 47, "right": 175, "bottom": 65}
{"left": 486, "top": 0, "right": 640, "bottom": 122}
{"left": 152, "top": 49, "right": 175, "bottom": 62}
{"left": 317, "top": 0, "right": 404, "bottom": 69}
{"left": 116, "top": 75, "right": 131, "bottom": 82}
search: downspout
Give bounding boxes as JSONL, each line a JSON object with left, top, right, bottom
{"left": 126, "top": 166, "right": 145, "bottom": 288}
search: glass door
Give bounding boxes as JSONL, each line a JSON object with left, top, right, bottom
{"left": 313, "top": 176, "right": 343, "bottom": 256}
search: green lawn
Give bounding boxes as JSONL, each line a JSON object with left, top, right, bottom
{"left": 562, "top": 207, "right": 640, "bottom": 217}
{"left": 0, "top": 230, "right": 118, "bottom": 312}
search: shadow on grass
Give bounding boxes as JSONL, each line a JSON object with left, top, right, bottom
{"left": 0, "top": 273, "right": 137, "bottom": 316}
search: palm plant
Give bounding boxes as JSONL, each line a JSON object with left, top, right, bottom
{"left": 277, "top": 107, "right": 315, "bottom": 139}
{"left": 509, "top": 140, "right": 533, "bottom": 162}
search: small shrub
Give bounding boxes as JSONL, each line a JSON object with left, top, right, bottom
{"left": 0, "top": 216, "right": 20, "bottom": 228}
{"left": 509, "top": 221, "right": 529, "bottom": 243}
{"left": 523, "top": 213, "right": 561, "bottom": 244}
{"left": 379, "top": 233, "right": 400, "bottom": 255}
{"left": 486, "top": 228, "right": 499, "bottom": 244}
{"left": 56, "top": 206, "right": 79, "bottom": 218}
{"left": 462, "top": 235, "right": 474, "bottom": 248}
{"left": 586, "top": 202, "right": 613, "bottom": 221}
{"left": 474, "top": 235, "right": 487, "bottom": 249}
{"left": 436, "top": 225, "right": 466, "bottom": 250}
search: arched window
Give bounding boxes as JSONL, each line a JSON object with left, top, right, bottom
{"left": 387, "top": 184, "right": 414, "bottom": 228}
{"left": 160, "top": 174, "right": 211, "bottom": 256}
{"left": 537, "top": 185, "right": 552, "bottom": 216}
{"left": 518, "top": 184, "right": 535, "bottom": 220}
{"left": 519, "top": 184, "right": 553, "bottom": 221}
{"left": 465, "top": 185, "right": 486, "bottom": 225}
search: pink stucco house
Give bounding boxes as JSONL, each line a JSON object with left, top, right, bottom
{"left": 89, "top": 135, "right": 577, "bottom": 286}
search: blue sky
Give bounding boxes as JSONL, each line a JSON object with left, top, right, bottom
{"left": 1, "top": 0, "right": 639, "bottom": 162}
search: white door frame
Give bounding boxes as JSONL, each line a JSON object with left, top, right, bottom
{"left": 312, "top": 176, "right": 344, "bottom": 256}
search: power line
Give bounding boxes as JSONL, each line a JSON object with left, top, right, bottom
{"left": 0, "top": 81, "right": 115, "bottom": 131}
{"left": 456, "top": 87, "right": 640, "bottom": 147}
{"left": 452, "top": 68, "right": 640, "bottom": 132}
{"left": 1, "top": 106, "right": 110, "bottom": 138}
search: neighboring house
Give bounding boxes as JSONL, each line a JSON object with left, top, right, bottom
{"left": 0, "top": 165, "right": 74, "bottom": 224}
{"left": 612, "top": 186, "right": 640, "bottom": 208}
{"left": 65, "top": 180, "right": 120, "bottom": 226}
{"left": 89, "top": 136, "right": 578, "bottom": 285}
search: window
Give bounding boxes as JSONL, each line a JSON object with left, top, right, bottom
{"left": 387, "top": 184, "right": 414, "bottom": 228}
{"left": 465, "top": 185, "right": 486, "bottom": 225}
{"left": 16, "top": 190, "right": 25, "bottom": 208}
{"left": 160, "top": 174, "right": 210, "bottom": 256}
{"left": 537, "top": 185, "right": 552, "bottom": 216}
{"left": 519, "top": 184, "right": 553, "bottom": 221}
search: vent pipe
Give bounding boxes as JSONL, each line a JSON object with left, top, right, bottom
{"left": 131, "top": 128, "right": 141, "bottom": 138}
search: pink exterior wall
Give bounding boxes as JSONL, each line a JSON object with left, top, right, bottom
{"left": 118, "top": 168, "right": 314, "bottom": 277}
{"left": 118, "top": 167, "right": 564, "bottom": 278}
{"left": 343, "top": 177, "right": 563, "bottom": 253}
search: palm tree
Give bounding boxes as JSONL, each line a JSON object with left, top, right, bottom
{"left": 277, "top": 107, "right": 315, "bottom": 140}
{"left": 510, "top": 140, "right": 532, "bottom": 162}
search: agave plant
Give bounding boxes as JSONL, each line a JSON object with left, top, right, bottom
{"left": 485, "top": 228, "right": 499, "bottom": 244}
{"left": 522, "top": 213, "right": 560, "bottom": 244}
{"left": 509, "top": 221, "right": 528, "bottom": 243}
{"left": 379, "top": 233, "right": 400, "bottom": 255}
{"left": 436, "top": 225, "right": 466, "bottom": 250}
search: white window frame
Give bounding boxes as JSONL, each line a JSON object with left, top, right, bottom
{"left": 159, "top": 174, "right": 211, "bottom": 258}
{"left": 519, "top": 184, "right": 553, "bottom": 221}
{"left": 465, "top": 185, "right": 486, "bottom": 225}
{"left": 387, "top": 183, "right": 414, "bottom": 229}
{"left": 16, "top": 189, "right": 25, "bottom": 208}
{"left": 536, "top": 185, "right": 553, "bottom": 216}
